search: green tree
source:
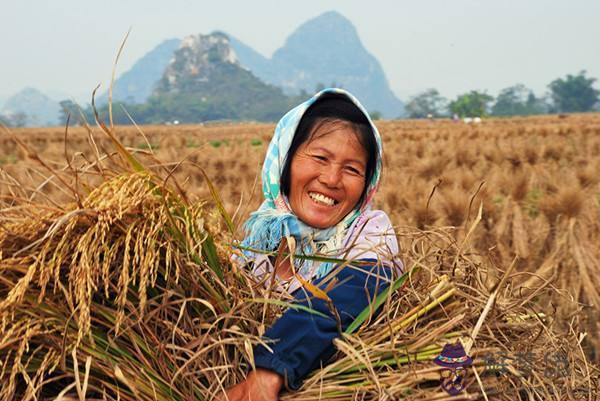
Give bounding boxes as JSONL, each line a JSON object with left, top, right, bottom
{"left": 59, "top": 100, "right": 80, "bottom": 125}
{"left": 548, "top": 71, "right": 599, "bottom": 113}
{"left": 58, "top": 100, "right": 96, "bottom": 126}
{"left": 405, "top": 88, "right": 448, "bottom": 118}
{"left": 491, "top": 84, "right": 546, "bottom": 116}
{"left": 0, "top": 114, "right": 11, "bottom": 127}
{"left": 449, "top": 91, "right": 494, "bottom": 118}
{"left": 369, "top": 110, "right": 382, "bottom": 120}
{"left": 11, "top": 112, "right": 28, "bottom": 128}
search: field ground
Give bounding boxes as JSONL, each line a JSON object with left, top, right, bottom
{"left": 2, "top": 114, "right": 600, "bottom": 359}
{"left": 3, "top": 114, "right": 600, "bottom": 228}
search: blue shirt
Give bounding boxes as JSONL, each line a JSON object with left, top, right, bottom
{"left": 253, "top": 260, "right": 391, "bottom": 390}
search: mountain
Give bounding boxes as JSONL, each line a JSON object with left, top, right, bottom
{"left": 102, "top": 11, "right": 403, "bottom": 119}
{"left": 230, "top": 11, "right": 404, "bottom": 118}
{"left": 100, "top": 38, "right": 181, "bottom": 104}
{"left": 1, "top": 88, "right": 60, "bottom": 126}
{"left": 225, "top": 33, "right": 272, "bottom": 78}
{"left": 154, "top": 32, "right": 240, "bottom": 95}
{"left": 113, "top": 32, "right": 298, "bottom": 123}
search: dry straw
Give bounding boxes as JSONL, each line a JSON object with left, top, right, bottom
{"left": 0, "top": 107, "right": 598, "bottom": 399}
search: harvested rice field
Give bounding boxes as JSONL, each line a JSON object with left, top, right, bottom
{"left": 1, "top": 114, "right": 599, "bottom": 399}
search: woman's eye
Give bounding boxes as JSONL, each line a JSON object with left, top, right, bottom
{"left": 312, "top": 155, "right": 327, "bottom": 162}
{"left": 345, "top": 166, "right": 363, "bottom": 175}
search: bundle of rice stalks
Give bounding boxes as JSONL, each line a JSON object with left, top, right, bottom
{"left": 0, "top": 125, "right": 597, "bottom": 400}
{"left": 522, "top": 186, "right": 600, "bottom": 364}
{"left": 0, "top": 170, "right": 247, "bottom": 400}
{"left": 284, "top": 223, "right": 599, "bottom": 399}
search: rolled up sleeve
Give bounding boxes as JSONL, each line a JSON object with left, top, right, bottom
{"left": 253, "top": 260, "right": 390, "bottom": 390}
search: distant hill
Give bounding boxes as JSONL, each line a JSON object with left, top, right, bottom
{"left": 99, "top": 38, "right": 181, "bottom": 105}
{"left": 230, "top": 11, "right": 404, "bottom": 118}
{"left": 98, "top": 11, "right": 404, "bottom": 118}
{"left": 103, "top": 32, "right": 298, "bottom": 124}
{"left": 226, "top": 33, "right": 273, "bottom": 79}
{"left": 3, "top": 14, "right": 404, "bottom": 125}
{"left": 1, "top": 88, "right": 60, "bottom": 127}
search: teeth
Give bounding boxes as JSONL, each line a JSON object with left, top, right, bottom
{"left": 309, "top": 192, "right": 335, "bottom": 206}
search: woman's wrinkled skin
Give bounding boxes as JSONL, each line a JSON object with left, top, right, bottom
{"left": 288, "top": 122, "right": 368, "bottom": 229}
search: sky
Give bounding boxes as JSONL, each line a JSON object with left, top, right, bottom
{"left": 2, "top": 0, "right": 599, "bottom": 105}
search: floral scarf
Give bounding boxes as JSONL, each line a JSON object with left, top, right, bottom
{"left": 240, "top": 88, "right": 383, "bottom": 279}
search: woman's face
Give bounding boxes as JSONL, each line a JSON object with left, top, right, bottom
{"left": 288, "top": 122, "right": 368, "bottom": 229}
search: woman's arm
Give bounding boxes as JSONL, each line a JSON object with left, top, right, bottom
{"left": 253, "top": 260, "right": 389, "bottom": 390}
{"left": 224, "top": 211, "right": 400, "bottom": 397}
{"left": 220, "top": 262, "right": 388, "bottom": 399}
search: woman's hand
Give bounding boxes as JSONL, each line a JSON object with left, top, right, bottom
{"left": 219, "top": 368, "right": 283, "bottom": 401}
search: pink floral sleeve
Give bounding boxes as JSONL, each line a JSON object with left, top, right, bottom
{"left": 342, "top": 209, "right": 403, "bottom": 274}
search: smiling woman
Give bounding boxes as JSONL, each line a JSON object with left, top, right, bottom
{"left": 287, "top": 122, "right": 368, "bottom": 228}
{"left": 223, "top": 89, "right": 402, "bottom": 400}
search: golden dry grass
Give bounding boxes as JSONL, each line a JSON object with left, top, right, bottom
{"left": 1, "top": 114, "right": 599, "bottom": 399}
{"left": 3, "top": 115, "right": 599, "bottom": 304}
{"left": 1, "top": 173, "right": 596, "bottom": 399}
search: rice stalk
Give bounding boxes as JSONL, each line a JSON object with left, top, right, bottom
{"left": 1, "top": 120, "right": 598, "bottom": 400}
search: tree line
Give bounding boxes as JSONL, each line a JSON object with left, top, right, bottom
{"left": 405, "top": 70, "right": 600, "bottom": 119}
{"left": 2, "top": 71, "right": 597, "bottom": 128}
{"left": 53, "top": 70, "right": 600, "bottom": 125}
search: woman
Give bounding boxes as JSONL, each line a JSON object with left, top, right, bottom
{"left": 224, "top": 88, "right": 401, "bottom": 400}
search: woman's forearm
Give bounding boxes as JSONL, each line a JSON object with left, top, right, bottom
{"left": 253, "top": 262, "right": 389, "bottom": 389}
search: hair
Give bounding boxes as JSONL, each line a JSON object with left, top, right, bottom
{"left": 281, "top": 93, "right": 379, "bottom": 206}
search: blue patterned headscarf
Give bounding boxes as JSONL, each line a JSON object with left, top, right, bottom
{"left": 240, "top": 88, "right": 383, "bottom": 278}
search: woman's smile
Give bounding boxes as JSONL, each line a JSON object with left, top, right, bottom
{"left": 289, "top": 122, "right": 368, "bottom": 229}
{"left": 308, "top": 191, "right": 337, "bottom": 206}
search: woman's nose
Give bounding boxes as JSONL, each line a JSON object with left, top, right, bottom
{"left": 318, "top": 164, "right": 342, "bottom": 187}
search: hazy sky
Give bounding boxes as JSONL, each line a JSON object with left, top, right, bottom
{"left": 2, "top": 0, "right": 599, "bottom": 104}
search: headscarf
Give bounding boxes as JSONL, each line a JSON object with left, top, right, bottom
{"left": 240, "top": 88, "right": 383, "bottom": 279}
